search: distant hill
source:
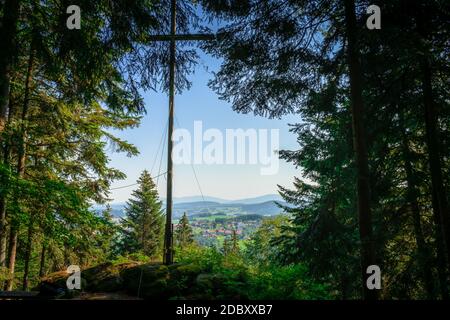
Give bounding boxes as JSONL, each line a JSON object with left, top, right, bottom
{"left": 173, "top": 200, "right": 286, "bottom": 217}
{"left": 91, "top": 202, "right": 125, "bottom": 218}
{"left": 93, "top": 194, "right": 288, "bottom": 218}
{"left": 167, "top": 194, "right": 283, "bottom": 204}
{"left": 240, "top": 201, "right": 285, "bottom": 215}
{"left": 171, "top": 196, "right": 229, "bottom": 203}
{"left": 226, "top": 194, "right": 283, "bottom": 204}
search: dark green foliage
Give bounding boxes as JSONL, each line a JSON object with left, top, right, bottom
{"left": 0, "top": 0, "right": 184, "bottom": 290}
{"left": 222, "top": 238, "right": 231, "bottom": 256}
{"left": 119, "top": 170, "right": 164, "bottom": 258}
{"left": 230, "top": 229, "right": 239, "bottom": 254}
{"left": 245, "top": 215, "right": 289, "bottom": 266}
{"left": 202, "top": 0, "right": 450, "bottom": 299}
{"left": 175, "top": 212, "right": 194, "bottom": 249}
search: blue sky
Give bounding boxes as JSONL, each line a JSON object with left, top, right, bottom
{"left": 106, "top": 51, "right": 301, "bottom": 203}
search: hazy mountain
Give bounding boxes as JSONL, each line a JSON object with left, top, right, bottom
{"left": 171, "top": 196, "right": 229, "bottom": 203}
{"left": 225, "top": 194, "right": 283, "bottom": 204}
{"left": 172, "top": 200, "right": 285, "bottom": 217}
{"left": 168, "top": 194, "right": 283, "bottom": 204}
{"left": 92, "top": 194, "right": 287, "bottom": 218}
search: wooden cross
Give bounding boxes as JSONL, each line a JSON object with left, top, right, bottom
{"left": 149, "top": 0, "right": 214, "bottom": 265}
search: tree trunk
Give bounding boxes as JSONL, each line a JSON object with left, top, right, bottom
{"left": 5, "top": 227, "right": 17, "bottom": 290}
{"left": 0, "top": 80, "right": 15, "bottom": 268}
{"left": 431, "top": 189, "right": 449, "bottom": 299}
{"left": 343, "top": 0, "right": 377, "bottom": 300}
{"left": 413, "top": 2, "right": 450, "bottom": 295}
{"left": 63, "top": 246, "right": 69, "bottom": 267}
{"left": 22, "top": 218, "right": 34, "bottom": 290}
{"left": 5, "top": 41, "right": 35, "bottom": 291}
{"left": 0, "top": 0, "right": 20, "bottom": 271}
{"left": 340, "top": 273, "right": 351, "bottom": 300}
{"left": 17, "top": 43, "right": 34, "bottom": 176}
{"left": 399, "top": 110, "right": 436, "bottom": 298}
{"left": 0, "top": 93, "right": 14, "bottom": 291}
{"left": 0, "top": 198, "right": 7, "bottom": 267}
{"left": 0, "top": 0, "right": 20, "bottom": 133}
{"left": 421, "top": 56, "right": 450, "bottom": 265}
{"left": 39, "top": 243, "right": 46, "bottom": 278}
{"left": 0, "top": 145, "right": 12, "bottom": 268}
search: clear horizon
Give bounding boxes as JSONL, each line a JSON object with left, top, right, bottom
{"left": 103, "top": 193, "right": 284, "bottom": 205}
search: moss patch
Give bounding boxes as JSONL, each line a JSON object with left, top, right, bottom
{"left": 40, "top": 261, "right": 244, "bottom": 299}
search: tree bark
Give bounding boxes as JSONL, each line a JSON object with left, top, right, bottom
{"left": 343, "top": 0, "right": 377, "bottom": 300}
{"left": 5, "top": 41, "right": 35, "bottom": 291}
{"left": 0, "top": 141, "right": 12, "bottom": 268}
{"left": 0, "top": 198, "right": 7, "bottom": 267}
{"left": 0, "top": 80, "right": 15, "bottom": 268}
{"left": 39, "top": 243, "right": 46, "bottom": 278}
{"left": 431, "top": 189, "right": 449, "bottom": 299}
{"left": 22, "top": 218, "right": 34, "bottom": 290}
{"left": 413, "top": 1, "right": 450, "bottom": 293}
{"left": 421, "top": 56, "right": 450, "bottom": 265}
{"left": 4, "top": 227, "right": 17, "bottom": 290}
{"left": 0, "top": 0, "right": 20, "bottom": 134}
{"left": 399, "top": 111, "right": 436, "bottom": 299}
{"left": 0, "top": 0, "right": 20, "bottom": 270}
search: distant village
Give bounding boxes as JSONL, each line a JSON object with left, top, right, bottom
{"left": 175, "top": 214, "right": 264, "bottom": 247}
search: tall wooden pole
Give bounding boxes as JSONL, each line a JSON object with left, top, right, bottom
{"left": 163, "top": 0, "right": 176, "bottom": 265}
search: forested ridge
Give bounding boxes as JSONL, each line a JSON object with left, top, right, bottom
{"left": 0, "top": 0, "right": 449, "bottom": 300}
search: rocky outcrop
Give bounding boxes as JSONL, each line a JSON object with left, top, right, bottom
{"left": 39, "top": 262, "right": 246, "bottom": 300}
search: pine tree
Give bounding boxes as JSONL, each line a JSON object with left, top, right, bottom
{"left": 230, "top": 229, "right": 239, "bottom": 254}
{"left": 175, "top": 212, "right": 194, "bottom": 249}
{"left": 222, "top": 238, "right": 231, "bottom": 256}
{"left": 120, "top": 170, "right": 164, "bottom": 258}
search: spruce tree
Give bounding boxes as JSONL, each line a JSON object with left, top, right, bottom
{"left": 230, "top": 229, "right": 239, "bottom": 254}
{"left": 222, "top": 238, "right": 231, "bottom": 256}
{"left": 120, "top": 170, "right": 164, "bottom": 258}
{"left": 175, "top": 212, "right": 194, "bottom": 249}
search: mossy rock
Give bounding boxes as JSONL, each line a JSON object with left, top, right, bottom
{"left": 83, "top": 262, "right": 138, "bottom": 292}
{"left": 137, "top": 278, "right": 170, "bottom": 299}
{"left": 121, "top": 264, "right": 169, "bottom": 284}
{"left": 39, "top": 262, "right": 139, "bottom": 294}
{"left": 172, "top": 263, "right": 204, "bottom": 275}
{"left": 165, "top": 264, "right": 205, "bottom": 296}
{"left": 169, "top": 263, "right": 204, "bottom": 285}
{"left": 40, "top": 262, "right": 227, "bottom": 300}
{"left": 193, "top": 273, "right": 248, "bottom": 300}
{"left": 195, "top": 273, "right": 215, "bottom": 291}
{"left": 120, "top": 263, "right": 208, "bottom": 299}
{"left": 121, "top": 264, "right": 172, "bottom": 298}
{"left": 41, "top": 271, "right": 68, "bottom": 289}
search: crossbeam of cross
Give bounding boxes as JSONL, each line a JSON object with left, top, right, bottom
{"left": 148, "top": 0, "right": 215, "bottom": 265}
{"left": 147, "top": 34, "right": 215, "bottom": 41}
